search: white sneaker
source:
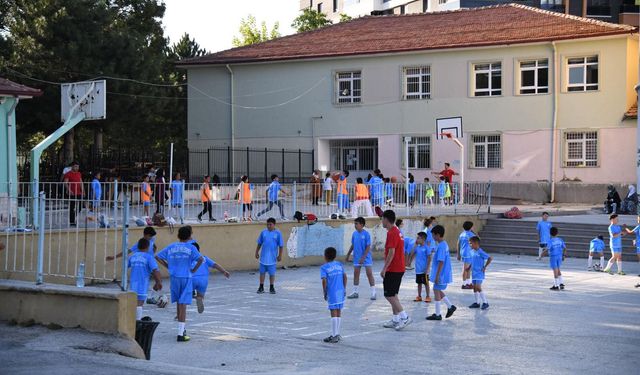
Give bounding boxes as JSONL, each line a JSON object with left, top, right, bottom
{"left": 347, "top": 292, "right": 359, "bottom": 299}
{"left": 370, "top": 293, "right": 377, "bottom": 300}
{"left": 383, "top": 320, "right": 398, "bottom": 328}
{"left": 395, "top": 317, "right": 412, "bottom": 331}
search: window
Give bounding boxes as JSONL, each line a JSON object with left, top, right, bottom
{"left": 564, "top": 131, "right": 598, "bottom": 167}
{"left": 335, "top": 71, "right": 362, "bottom": 104}
{"left": 405, "top": 136, "right": 431, "bottom": 169}
{"left": 473, "top": 62, "right": 501, "bottom": 97}
{"left": 519, "top": 59, "right": 549, "bottom": 94}
{"left": 317, "top": 2, "right": 322, "bottom": 13}
{"left": 330, "top": 139, "right": 378, "bottom": 171}
{"left": 567, "top": 56, "right": 598, "bottom": 92}
{"left": 471, "top": 135, "right": 502, "bottom": 168}
{"left": 403, "top": 66, "right": 431, "bottom": 100}
{"left": 333, "top": 0, "right": 338, "bottom": 12}
{"left": 439, "top": 0, "right": 448, "bottom": 4}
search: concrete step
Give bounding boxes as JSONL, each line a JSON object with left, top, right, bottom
{"left": 478, "top": 230, "right": 635, "bottom": 245}
{"left": 479, "top": 242, "right": 638, "bottom": 261}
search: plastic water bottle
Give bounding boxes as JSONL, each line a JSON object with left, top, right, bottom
{"left": 76, "top": 261, "right": 85, "bottom": 288}
{"left": 224, "top": 211, "right": 229, "bottom": 221}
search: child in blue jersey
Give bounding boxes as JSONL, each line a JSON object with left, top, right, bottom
{"left": 255, "top": 217, "right": 284, "bottom": 294}
{"left": 192, "top": 255, "right": 230, "bottom": 314}
{"left": 90, "top": 172, "right": 102, "bottom": 212}
{"left": 624, "top": 215, "right": 640, "bottom": 278}
{"left": 170, "top": 172, "right": 185, "bottom": 224}
{"left": 345, "top": 217, "right": 376, "bottom": 300}
{"left": 396, "top": 219, "right": 416, "bottom": 269}
{"left": 106, "top": 226, "right": 157, "bottom": 261}
{"left": 604, "top": 214, "right": 627, "bottom": 275}
{"left": 438, "top": 176, "right": 447, "bottom": 207}
{"left": 156, "top": 226, "right": 204, "bottom": 342}
{"left": 407, "top": 175, "right": 416, "bottom": 208}
{"left": 588, "top": 235, "right": 605, "bottom": 271}
{"left": 536, "top": 212, "right": 552, "bottom": 260}
{"left": 426, "top": 225, "right": 456, "bottom": 320}
{"left": 321, "top": 247, "right": 347, "bottom": 344}
{"left": 128, "top": 238, "right": 162, "bottom": 320}
{"left": 468, "top": 236, "right": 492, "bottom": 310}
{"left": 256, "top": 174, "right": 290, "bottom": 220}
{"left": 409, "top": 232, "right": 432, "bottom": 303}
{"left": 369, "top": 169, "right": 384, "bottom": 207}
{"left": 541, "top": 227, "right": 566, "bottom": 290}
{"left": 457, "top": 221, "right": 475, "bottom": 289}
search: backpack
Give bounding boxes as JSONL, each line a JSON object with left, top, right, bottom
{"left": 294, "top": 211, "right": 318, "bottom": 225}
{"left": 152, "top": 212, "right": 167, "bottom": 227}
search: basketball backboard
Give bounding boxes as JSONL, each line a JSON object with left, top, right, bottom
{"left": 436, "top": 117, "right": 462, "bottom": 140}
{"left": 61, "top": 80, "right": 106, "bottom": 122}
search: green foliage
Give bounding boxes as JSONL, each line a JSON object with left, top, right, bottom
{"left": 339, "top": 13, "right": 352, "bottom": 22}
{"left": 291, "top": 8, "right": 332, "bottom": 33}
{"left": 232, "top": 15, "right": 281, "bottom": 47}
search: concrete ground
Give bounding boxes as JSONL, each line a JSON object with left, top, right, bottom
{"left": 1, "top": 253, "right": 639, "bottom": 374}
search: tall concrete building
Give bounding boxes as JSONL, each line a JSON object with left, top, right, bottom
{"left": 299, "top": 0, "right": 461, "bottom": 22}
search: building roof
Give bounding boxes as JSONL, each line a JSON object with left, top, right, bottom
{"left": 0, "top": 77, "right": 43, "bottom": 98}
{"left": 624, "top": 103, "right": 637, "bottom": 120}
{"left": 178, "top": 4, "right": 636, "bottom": 67}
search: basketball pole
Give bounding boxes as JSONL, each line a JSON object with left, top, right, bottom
{"left": 440, "top": 133, "right": 464, "bottom": 205}
{"left": 168, "top": 142, "right": 174, "bottom": 217}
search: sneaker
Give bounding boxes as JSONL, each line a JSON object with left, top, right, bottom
{"left": 550, "top": 286, "right": 560, "bottom": 291}
{"left": 281, "top": 217, "right": 288, "bottom": 221}
{"left": 559, "top": 284, "right": 565, "bottom": 290}
{"left": 383, "top": 320, "right": 399, "bottom": 328}
{"left": 413, "top": 296, "right": 423, "bottom": 302}
{"left": 257, "top": 286, "right": 264, "bottom": 294}
{"left": 269, "top": 286, "right": 276, "bottom": 294}
{"left": 635, "top": 283, "right": 640, "bottom": 288}
{"left": 395, "top": 317, "right": 412, "bottom": 331}
{"left": 424, "top": 297, "right": 432, "bottom": 303}
{"left": 370, "top": 294, "right": 377, "bottom": 301}
{"left": 426, "top": 314, "right": 442, "bottom": 321}
{"left": 469, "top": 303, "right": 481, "bottom": 309}
{"left": 405, "top": 266, "right": 414, "bottom": 270}
{"left": 323, "top": 335, "right": 334, "bottom": 343}
{"left": 347, "top": 292, "right": 359, "bottom": 299}
{"left": 208, "top": 218, "right": 216, "bottom": 222}
{"left": 461, "top": 285, "right": 473, "bottom": 290}
{"left": 445, "top": 305, "right": 457, "bottom": 318}
{"left": 196, "top": 297, "right": 204, "bottom": 314}
{"left": 481, "top": 303, "right": 490, "bottom": 310}
{"left": 177, "top": 335, "right": 190, "bottom": 342}
{"left": 607, "top": 270, "right": 614, "bottom": 275}
{"left": 618, "top": 271, "right": 626, "bottom": 276}
{"left": 587, "top": 267, "right": 593, "bottom": 271}
{"left": 330, "top": 335, "right": 341, "bottom": 343}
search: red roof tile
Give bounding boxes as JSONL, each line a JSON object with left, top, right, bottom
{"left": 178, "top": 4, "right": 636, "bottom": 66}
{"left": 0, "top": 77, "right": 43, "bottom": 97}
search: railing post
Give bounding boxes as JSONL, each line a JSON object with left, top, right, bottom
{"left": 227, "top": 146, "right": 232, "bottom": 183}
{"left": 264, "top": 148, "right": 268, "bottom": 183}
{"left": 120, "top": 195, "right": 130, "bottom": 291}
{"left": 207, "top": 148, "right": 212, "bottom": 179}
{"left": 292, "top": 181, "right": 297, "bottom": 217}
{"left": 298, "top": 149, "right": 302, "bottom": 182}
{"left": 281, "top": 149, "right": 285, "bottom": 182}
{"left": 36, "top": 192, "right": 45, "bottom": 285}
{"left": 113, "top": 180, "right": 119, "bottom": 221}
{"left": 246, "top": 147, "right": 250, "bottom": 177}
{"left": 32, "top": 179, "right": 38, "bottom": 229}
{"left": 487, "top": 181, "right": 492, "bottom": 214}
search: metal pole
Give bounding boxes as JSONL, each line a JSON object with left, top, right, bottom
{"left": 120, "top": 195, "right": 130, "bottom": 291}
{"left": 246, "top": 147, "right": 250, "bottom": 177}
{"left": 169, "top": 143, "right": 174, "bottom": 216}
{"left": 113, "top": 179, "right": 118, "bottom": 220}
{"left": 298, "top": 149, "right": 302, "bottom": 182}
{"left": 264, "top": 148, "right": 268, "bottom": 183}
{"left": 282, "top": 149, "right": 285, "bottom": 182}
{"left": 32, "top": 179, "right": 38, "bottom": 229}
{"left": 487, "top": 181, "right": 492, "bottom": 214}
{"left": 404, "top": 137, "right": 410, "bottom": 216}
{"left": 207, "top": 148, "right": 211, "bottom": 178}
{"left": 292, "top": 181, "right": 297, "bottom": 218}
{"left": 36, "top": 192, "right": 45, "bottom": 284}
{"left": 227, "top": 146, "right": 232, "bottom": 183}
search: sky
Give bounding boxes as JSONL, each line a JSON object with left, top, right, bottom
{"left": 163, "top": 0, "right": 301, "bottom": 53}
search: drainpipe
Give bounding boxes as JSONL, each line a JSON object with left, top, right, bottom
{"left": 550, "top": 41, "right": 559, "bottom": 203}
{"left": 226, "top": 64, "right": 235, "bottom": 182}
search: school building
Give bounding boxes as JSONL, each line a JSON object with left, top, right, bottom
{"left": 178, "top": 4, "right": 638, "bottom": 202}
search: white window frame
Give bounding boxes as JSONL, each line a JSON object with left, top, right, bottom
{"left": 402, "top": 66, "right": 431, "bottom": 100}
{"left": 472, "top": 62, "right": 502, "bottom": 97}
{"left": 518, "top": 58, "right": 549, "bottom": 95}
{"left": 566, "top": 55, "right": 598, "bottom": 92}
{"left": 470, "top": 134, "right": 502, "bottom": 169}
{"left": 563, "top": 130, "right": 599, "bottom": 168}
{"left": 335, "top": 71, "right": 362, "bottom": 105}
{"left": 403, "top": 136, "right": 432, "bottom": 169}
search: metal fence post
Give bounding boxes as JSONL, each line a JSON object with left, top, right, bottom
{"left": 487, "top": 181, "right": 492, "bottom": 214}
{"left": 120, "top": 195, "right": 130, "bottom": 291}
{"left": 281, "top": 149, "right": 285, "bottom": 182}
{"left": 227, "top": 146, "right": 232, "bottom": 183}
{"left": 246, "top": 147, "right": 250, "bottom": 177}
{"left": 264, "top": 148, "right": 268, "bottom": 183}
{"left": 113, "top": 179, "right": 119, "bottom": 220}
{"left": 292, "top": 181, "right": 297, "bottom": 217}
{"left": 36, "top": 192, "right": 45, "bottom": 285}
{"left": 32, "top": 179, "right": 38, "bottom": 229}
{"left": 207, "top": 148, "right": 211, "bottom": 178}
{"left": 298, "top": 149, "right": 302, "bottom": 182}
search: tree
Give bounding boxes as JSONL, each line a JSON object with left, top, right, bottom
{"left": 339, "top": 13, "right": 352, "bottom": 22}
{"left": 291, "top": 8, "right": 332, "bottom": 33}
{"left": 232, "top": 15, "right": 280, "bottom": 47}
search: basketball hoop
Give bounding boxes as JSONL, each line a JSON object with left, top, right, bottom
{"left": 439, "top": 132, "right": 453, "bottom": 139}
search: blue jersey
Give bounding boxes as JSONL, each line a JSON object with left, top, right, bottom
{"left": 351, "top": 230, "right": 372, "bottom": 264}
{"left": 425, "top": 229, "right": 436, "bottom": 251}
{"left": 408, "top": 182, "right": 416, "bottom": 197}
{"left": 470, "top": 248, "right": 489, "bottom": 280}
{"left": 548, "top": 237, "right": 565, "bottom": 257}
{"left": 192, "top": 256, "right": 216, "bottom": 278}
{"left": 384, "top": 183, "right": 393, "bottom": 198}
{"left": 267, "top": 181, "right": 281, "bottom": 202}
{"left": 131, "top": 237, "right": 156, "bottom": 254}
{"left": 368, "top": 176, "right": 384, "bottom": 199}
{"left": 156, "top": 242, "right": 202, "bottom": 278}
{"left": 608, "top": 224, "right": 622, "bottom": 249}
{"left": 257, "top": 229, "right": 283, "bottom": 265}
{"left": 320, "top": 261, "right": 345, "bottom": 308}
{"left": 91, "top": 179, "right": 101, "bottom": 201}
{"left": 431, "top": 241, "right": 452, "bottom": 285}
{"left": 413, "top": 244, "right": 429, "bottom": 274}
{"left": 633, "top": 226, "right": 640, "bottom": 249}
{"left": 589, "top": 238, "right": 605, "bottom": 252}
{"left": 128, "top": 251, "right": 158, "bottom": 295}
{"left": 537, "top": 220, "right": 552, "bottom": 244}
{"left": 438, "top": 181, "right": 447, "bottom": 197}
{"left": 458, "top": 230, "right": 474, "bottom": 259}
{"left": 170, "top": 180, "right": 184, "bottom": 205}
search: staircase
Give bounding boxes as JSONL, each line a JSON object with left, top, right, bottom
{"left": 479, "top": 219, "right": 637, "bottom": 261}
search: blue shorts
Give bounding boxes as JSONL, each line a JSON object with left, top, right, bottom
{"left": 130, "top": 280, "right": 150, "bottom": 301}
{"left": 170, "top": 277, "right": 193, "bottom": 305}
{"left": 337, "top": 194, "right": 350, "bottom": 210}
{"left": 143, "top": 201, "right": 150, "bottom": 207}
{"left": 472, "top": 280, "right": 483, "bottom": 285}
{"left": 462, "top": 257, "right": 472, "bottom": 265}
{"left": 259, "top": 263, "right": 276, "bottom": 276}
{"left": 192, "top": 276, "right": 209, "bottom": 295}
{"left": 611, "top": 247, "right": 622, "bottom": 254}
{"left": 549, "top": 256, "right": 562, "bottom": 270}
{"left": 328, "top": 303, "right": 344, "bottom": 311}
{"left": 353, "top": 259, "right": 373, "bottom": 267}
{"left": 372, "top": 197, "right": 384, "bottom": 207}
{"left": 433, "top": 284, "right": 448, "bottom": 291}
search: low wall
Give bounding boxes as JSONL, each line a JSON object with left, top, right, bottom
{"left": 0, "top": 279, "right": 137, "bottom": 338}
{"left": 490, "top": 182, "right": 630, "bottom": 204}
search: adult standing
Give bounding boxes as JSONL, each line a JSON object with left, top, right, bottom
{"left": 63, "top": 161, "right": 84, "bottom": 227}
{"left": 380, "top": 209, "right": 412, "bottom": 330}
{"left": 432, "top": 162, "right": 458, "bottom": 184}
{"left": 154, "top": 168, "right": 166, "bottom": 215}
{"left": 310, "top": 170, "right": 322, "bottom": 206}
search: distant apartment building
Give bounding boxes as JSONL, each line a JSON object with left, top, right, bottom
{"left": 299, "top": 0, "right": 460, "bottom": 22}
{"left": 179, "top": 4, "right": 637, "bottom": 202}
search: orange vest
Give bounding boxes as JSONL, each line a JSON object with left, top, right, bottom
{"left": 201, "top": 183, "right": 211, "bottom": 202}
{"left": 355, "top": 184, "right": 369, "bottom": 200}
{"left": 337, "top": 178, "right": 348, "bottom": 195}
{"left": 141, "top": 182, "right": 151, "bottom": 202}
{"left": 240, "top": 182, "right": 252, "bottom": 203}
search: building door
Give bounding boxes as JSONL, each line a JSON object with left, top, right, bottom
{"left": 329, "top": 139, "right": 378, "bottom": 178}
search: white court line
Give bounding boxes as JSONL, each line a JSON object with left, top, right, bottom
{"left": 300, "top": 331, "right": 327, "bottom": 337}
{"left": 341, "top": 328, "right": 389, "bottom": 339}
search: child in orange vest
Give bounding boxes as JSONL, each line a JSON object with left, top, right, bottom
{"left": 238, "top": 175, "right": 253, "bottom": 222}
{"left": 351, "top": 178, "right": 374, "bottom": 217}
{"left": 141, "top": 175, "right": 152, "bottom": 217}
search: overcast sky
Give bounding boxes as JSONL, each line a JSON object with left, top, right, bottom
{"left": 163, "top": 0, "right": 300, "bottom": 53}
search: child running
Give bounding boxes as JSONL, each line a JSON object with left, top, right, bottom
{"left": 255, "top": 217, "right": 284, "bottom": 294}
{"left": 468, "top": 236, "right": 492, "bottom": 310}
{"left": 106, "top": 226, "right": 157, "bottom": 260}
{"left": 155, "top": 226, "right": 204, "bottom": 342}
{"left": 256, "top": 175, "right": 289, "bottom": 220}
{"left": 457, "top": 221, "right": 475, "bottom": 289}
{"left": 321, "top": 247, "right": 347, "bottom": 343}
{"left": 604, "top": 214, "right": 626, "bottom": 275}
{"left": 128, "top": 238, "right": 162, "bottom": 320}
{"left": 345, "top": 217, "right": 376, "bottom": 300}
{"left": 426, "top": 225, "right": 456, "bottom": 320}
{"left": 192, "top": 254, "right": 230, "bottom": 314}
{"left": 408, "top": 232, "right": 432, "bottom": 303}
{"left": 541, "top": 227, "right": 566, "bottom": 290}
{"left": 536, "top": 212, "right": 552, "bottom": 260}
{"left": 588, "top": 235, "right": 605, "bottom": 271}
